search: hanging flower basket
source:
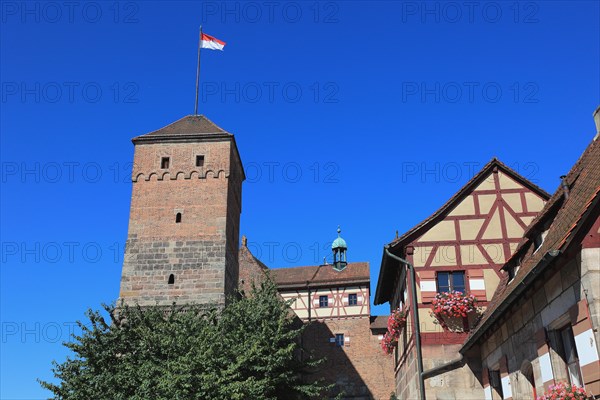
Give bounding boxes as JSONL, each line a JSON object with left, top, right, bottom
{"left": 431, "top": 291, "right": 478, "bottom": 332}
{"left": 387, "top": 308, "right": 408, "bottom": 336}
{"left": 380, "top": 307, "right": 407, "bottom": 355}
{"left": 537, "top": 382, "right": 592, "bottom": 400}
{"left": 381, "top": 331, "right": 398, "bottom": 355}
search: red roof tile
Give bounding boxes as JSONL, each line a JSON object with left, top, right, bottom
{"left": 271, "top": 262, "right": 370, "bottom": 289}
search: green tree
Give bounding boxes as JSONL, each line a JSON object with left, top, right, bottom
{"left": 39, "top": 279, "right": 329, "bottom": 400}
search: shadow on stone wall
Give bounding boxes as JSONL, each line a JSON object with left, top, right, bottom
{"left": 301, "top": 321, "right": 375, "bottom": 400}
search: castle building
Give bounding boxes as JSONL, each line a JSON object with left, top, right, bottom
{"left": 118, "top": 115, "right": 393, "bottom": 399}
{"left": 118, "top": 115, "right": 245, "bottom": 307}
{"left": 117, "top": 110, "right": 600, "bottom": 400}
{"left": 374, "top": 109, "right": 600, "bottom": 400}
{"left": 239, "top": 229, "right": 396, "bottom": 399}
{"left": 374, "top": 159, "right": 550, "bottom": 399}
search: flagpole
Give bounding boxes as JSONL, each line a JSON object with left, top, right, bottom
{"left": 194, "top": 25, "right": 202, "bottom": 115}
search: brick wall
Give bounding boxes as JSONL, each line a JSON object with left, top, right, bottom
{"left": 303, "top": 317, "right": 395, "bottom": 400}
{"left": 119, "top": 139, "right": 243, "bottom": 307}
{"left": 238, "top": 243, "right": 269, "bottom": 292}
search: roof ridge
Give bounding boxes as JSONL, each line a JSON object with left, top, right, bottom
{"left": 523, "top": 137, "right": 600, "bottom": 237}
{"left": 462, "top": 137, "right": 600, "bottom": 352}
{"left": 134, "top": 115, "right": 230, "bottom": 140}
{"left": 388, "top": 157, "right": 550, "bottom": 249}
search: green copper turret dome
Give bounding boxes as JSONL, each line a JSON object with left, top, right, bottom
{"left": 332, "top": 227, "right": 347, "bottom": 250}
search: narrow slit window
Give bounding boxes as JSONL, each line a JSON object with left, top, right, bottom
{"left": 161, "top": 157, "right": 170, "bottom": 169}
{"left": 196, "top": 155, "right": 205, "bottom": 167}
{"left": 168, "top": 274, "right": 175, "bottom": 285}
{"left": 490, "top": 370, "right": 503, "bottom": 399}
{"left": 175, "top": 213, "right": 182, "bottom": 223}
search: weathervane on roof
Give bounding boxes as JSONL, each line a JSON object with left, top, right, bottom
{"left": 332, "top": 226, "right": 348, "bottom": 271}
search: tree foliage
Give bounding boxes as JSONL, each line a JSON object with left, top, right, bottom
{"left": 39, "top": 279, "right": 329, "bottom": 399}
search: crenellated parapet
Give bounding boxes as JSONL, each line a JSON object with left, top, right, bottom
{"left": 132, "top": 168, "right": 229, "bottom": 182}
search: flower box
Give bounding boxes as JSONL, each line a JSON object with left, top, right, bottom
{"left": 431, "top": 291, "right": 479, "bottom": 332}
{"left": 537, "top": 382, "right": 592, "bottom": 400}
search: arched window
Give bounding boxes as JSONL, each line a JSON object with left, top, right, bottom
{"left": 175, "top": 213, "right": 182, "bottom": 223}
{"left": 168, "top": 274, "right": 175, "bottom": 285}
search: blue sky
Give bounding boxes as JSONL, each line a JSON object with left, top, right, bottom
{"left": 1, "top": 1, "right": 599, "bottom": 398}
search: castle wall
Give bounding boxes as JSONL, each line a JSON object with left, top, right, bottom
{"left": 302, "top": 317, "right": 395, "bottom": 400}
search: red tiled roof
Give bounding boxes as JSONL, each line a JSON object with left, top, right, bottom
{"left": 462, "top": 137, "right": 600, "bottom": 352}
{"left": 374, "top": 158, "right": 550, "bottom": 305}
{"left": 271, "top": 262, "right": 370, "bottom": 289}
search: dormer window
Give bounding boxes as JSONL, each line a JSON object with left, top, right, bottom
{"left": 161, "top": 157, "right": 170, "bottom": 169}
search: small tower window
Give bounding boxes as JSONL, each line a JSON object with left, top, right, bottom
{"left": 175, "top": 213, "right": 182, "bottom": 223}
{"left": 161, "top": 157, "right": 170, "bottom": 169}
{"left": 335, "top": 333, "right": 345, "bottom": 347}
{"left": 168, "top": 274, "right": 175, "bottom": 285}
{"left": 196, "top": 155, "right": 205, "bottom": 167}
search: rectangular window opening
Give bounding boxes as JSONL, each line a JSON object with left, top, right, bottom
{"left": 557, "top": 325, "right": 583, "bottom": 387}
{"left": 436, "top": 271, "right": 466, "bottom": 293}
{"left": 348, "top": 293, "right": 358, "bottom": 306}
{"left": 161, "top": 157, "right": 170, "bottom": 169}
{"left": 196, "top": 155, "right": 205, "bottom": 167}
{"left": 319, "top": 295, "right": 328, "bottom": 308}
{"left": 335, "top": 333, "right": 344, "bottom": 347}
{"left": 490, "top": 369, "right": 503, "bottom": 399}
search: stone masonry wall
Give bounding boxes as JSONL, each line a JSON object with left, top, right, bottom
{"left": 119, "top": 139, "right": 242, "bottom": 307}
{"left": 479, "top": 250, "right": 600, "bottom": 399}
{"left": 303, "top": 317, "right": 395, "bottom": 400}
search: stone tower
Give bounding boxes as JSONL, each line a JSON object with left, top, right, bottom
{"left": 118, "top": 115, "right": 245, "bottom": 307}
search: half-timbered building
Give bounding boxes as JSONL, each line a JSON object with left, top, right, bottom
{"left": 374, "top": 159, "right": 550, "bottom": 399}
{"left": 240, "top": 230, "right": 395, "bottom": 399}
{"left": 461, "top": 129, "right": 600, "bottom": 400}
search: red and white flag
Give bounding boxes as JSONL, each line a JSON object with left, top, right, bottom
{"left": 201, "top": 33, "right": 226, "bottom": 51}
